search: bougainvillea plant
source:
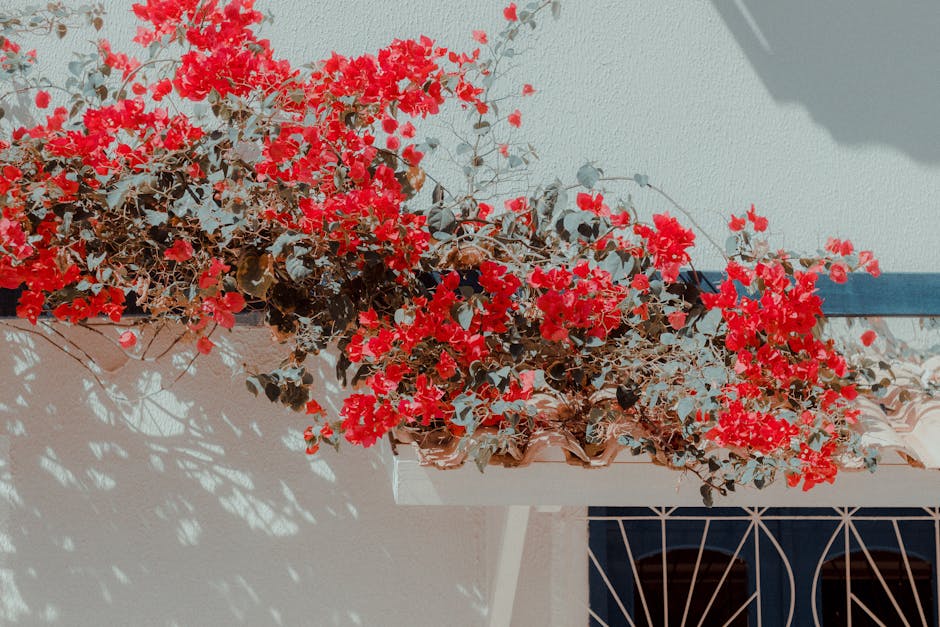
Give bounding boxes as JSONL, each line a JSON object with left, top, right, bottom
{"left": 0, "top": 0, "right": 886, "bottom": 502}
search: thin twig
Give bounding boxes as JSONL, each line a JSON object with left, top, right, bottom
{"left": 0, "top": 320, "right": 117, "bottom": 396}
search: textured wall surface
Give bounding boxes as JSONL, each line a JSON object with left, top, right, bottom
{"left": 0, "top": 325, "right": 496, "bottom": 626}
{"left": 235, "top": 0, "right": 934, "bottom": 272}
{"left": 2, "top": 0, "right": 937, "bottom": 625}
{"left": 0, "top": 321, "right": 586, "bottom": 626}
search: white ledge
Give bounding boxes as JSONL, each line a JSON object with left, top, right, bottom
{"left": 388, "top": 442, "right": 940, "bottom": 506}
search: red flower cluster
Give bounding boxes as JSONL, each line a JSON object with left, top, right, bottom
{"left": 528, "top": 262, "right": 625, "bottom": 343}
{"left": 0, "top": 1, "right": 882, "bottom": 497}
{"left": 633, "top": 213, "right": 695, "bottom": 282}
{"left": 705, "top": 400, "right": 798, "bottom": 454}
{"left": 0, "top": 0, "right": 481, "bottom": 350}
{"left": 700, "top": 208, "right": 871, "bottom": 489}
{"left": 339, "top": 263, "right": 529, "bottom": 446}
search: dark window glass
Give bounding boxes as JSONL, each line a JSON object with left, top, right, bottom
{"left": 634, "top": 549, "right": 749, "bottom": 627}
{"left": 822, "top": 550, "right": 933, "bottom": 626}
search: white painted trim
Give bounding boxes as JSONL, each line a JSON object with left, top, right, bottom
{"left": 549, "top": 507, "right": 590, "bottom": 627}
{"left": 389, "top": 445, "right": 940, "bottom": 506}
{"left": 487, "top": 506, "right": 530, "bottom": 627}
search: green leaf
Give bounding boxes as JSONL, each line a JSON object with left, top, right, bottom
{"left": 431, "top": 183, "right": 445, "bottom": 205}
{"left": 236, "top": 254, "right": 275, "bottom": 298}
{"left": 562, "top": 211, "right": 586, "bottom": 238}
{"left": 87, "top": 251, "right": 106, "bottom": 271}
{"left": 616, "top": 385, "right": 639, "bottom": 409}
{"left": 143, "top": 209, "right": 167, "bottom": 226}
{"left": 700, "top": 484, "right": 714, "bottom": 508}
{"left": 268, "top": 232, "right": 302, "bottom": 257}
{"left": 427, "top": 205, "right": 457, "bottom": 235}
{"left": 599, "top": 250, "right": 633, "bottom": 283}
{"left": 106, "top": 187, "right": 125, "bottom": 210}
{"left": 454, "top": 302, "right": 474, "bottom": 330}
{"left": 576, "top": 163, "right": 601, "bottom": 189}
{"left": 676, "top": 396, "right": 696, "bottom": 421}
{"left": 696, "top": 309, "right": 722, "bottom": 336}
{"left": 473, "top": 445, "right": 493, "bottom": 473}
{"left": 264, "top": 381, "right": 280, "bottom": 402}
{"left": 285, "top": 253, "right": 312, "bottom": 281}
{"left": 633, "top": 173, "right": 649, "bottom": 187}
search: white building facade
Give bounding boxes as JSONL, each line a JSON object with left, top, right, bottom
{"left": 1, "top": 1, "right": 939, "bottom": 625}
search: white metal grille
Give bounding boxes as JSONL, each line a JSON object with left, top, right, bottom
{"left": 588, "top": 507, "right": 940, "bottom": 627}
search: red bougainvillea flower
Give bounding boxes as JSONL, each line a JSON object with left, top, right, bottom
{"left": 861, "top": 330, "right": 877, "bottom": 346}
{"left": 576, "top": 192, "right": 610, "bottom": 217}
{"left": 198, "top": 258, "right": 230, "bottom": 289}
{"left": 724, "top": 260, "right": 753, "bottom": 286}
{"left": 196, "top": 336, "right": 214, "bottom": 355}
{"left": 633, "top": 213, "right": 695, "bottom": 282}
{"left": 825, "top": 237, "right": 854, "bottom": 256}
{"left": 706, "top": 400, "right": 799, "bottom": 454}
{"left": 829, "top": 262, "right": 848, "bottom": 284}
{"left": 507, "top": 109, "right": 522, "bottom": 127}
{"left": 503, "top": 3, "right": 518, "bottom": 21}
{"left": 667, "top": 310, "right": 687, "bottom": 330}
{"left": 35, "top": 90, "right": 50, "bottom": 109}
{"left": 202, "top": 291, "right": 246, "bottom": 329}
{"left": 151, "top": 78, "right": 172, "bottom": 100}
{"left": 472, "top": 30, "right": 488, "bottom": 44}
{"left": 381, "top": 116, "right": 398, "bottom": 134}
{"left": 522, "top": 83, "right": 535, "bottom": 96}
{"left": 746, "top": 204, "right": 768, "bottom": 232}
{"left": 401, "top": 144, "right": 423, "bottom": 165}
{"left": 728, "top": 214, "right": 746, "bottom": 231}
{"left": 436, "top": 351, "right": 457, "bottom": 379}
{"left": 0, "top": 217, "right": 35, "bottom": 260}
{"left": 118, "top": 330, "right": 137, "bottom": 348}
{"left": 164, "top": 239, "right": 194, "bottom": 262}
{"left": 306, "top": 399, "right": 324, "bottom": 415}
{"left": 611, "top": 211, "right": 631, "bottom": 227}
{"left": 630, "top": 273, "right": 650, "bottom": 292}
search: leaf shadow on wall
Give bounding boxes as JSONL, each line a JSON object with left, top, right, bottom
{"left": 0, "top": 323, "right": 485, "bottom": 626}
{"left": 710, "top": 0, "right": 940, "bottom": 163}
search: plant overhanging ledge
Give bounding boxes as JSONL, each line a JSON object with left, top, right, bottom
{"left": 0, "top": 0, "right": 899, "bottom": 503}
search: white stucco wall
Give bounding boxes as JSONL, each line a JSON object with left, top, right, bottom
{"left": 2, "top": 1, "right": 938, "bottom": 625}
{"left": 264, "top": 0, "right": 936, "bottom": 272}
{"left": 0, "top": 323, "right": 592, "bottom": 626}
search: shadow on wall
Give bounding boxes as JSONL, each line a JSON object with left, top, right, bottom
{"left": 0, "top": 323, "right": 486, "bottom": 626}
{"left": 711, "top": 0, "right": 940, "bottom": 163}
